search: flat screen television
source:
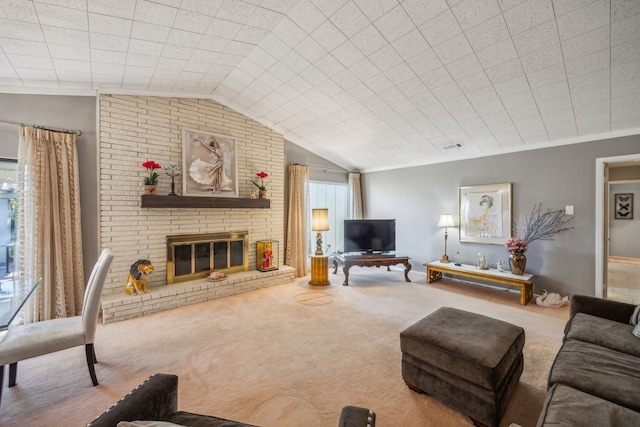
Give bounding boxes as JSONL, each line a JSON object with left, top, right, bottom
{"left": 344, "top": 219, "right": 396, "bottom": 254}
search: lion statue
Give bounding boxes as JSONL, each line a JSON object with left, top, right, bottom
{"left": 125, "top": 259, "right": 154, "bottom": 295}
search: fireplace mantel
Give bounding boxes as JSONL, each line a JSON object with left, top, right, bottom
{"left": 141, "top": 195, "right": 270, "bottom": 209}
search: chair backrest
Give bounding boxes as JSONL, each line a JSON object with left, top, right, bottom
{"left": 82, "top": 248, "right": 114, "bottom": 342}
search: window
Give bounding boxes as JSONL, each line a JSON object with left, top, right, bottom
{"left": 0, "top": 158, "right": 17, "bottom": 283}
{"left": 309, "top": 182, "right": 348, "bottom": 255}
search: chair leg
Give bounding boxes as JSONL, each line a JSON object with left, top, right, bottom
{"left": 8, "top": 363, "right": 17, "bottom": 387}
{"left": 85, "top": 344, "right": 99, "bottom": 386}
{"left": 0, "top": 365, "right": 4, "bottom": 407}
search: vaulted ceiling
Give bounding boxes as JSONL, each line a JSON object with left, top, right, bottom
{"left": 1, "top": 0, "right": 639, "bottom": 172}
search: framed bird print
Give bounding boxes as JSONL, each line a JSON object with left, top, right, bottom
{"left": 182, "top": 129, "right": 238, "bottom": 197}
{"left": 614, "top": 193, "right": 633, "bottom": 220}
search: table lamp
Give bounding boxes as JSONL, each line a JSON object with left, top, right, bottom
{"left": 312, "top": 208, "right": 329, "bottom": 255}
{"left": 438, "top": 214, "right": 456, "bottom": 263}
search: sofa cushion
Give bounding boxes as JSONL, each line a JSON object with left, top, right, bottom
{"left": 168, "top": 412, "right": 257, "bottom": 427}
{"left": 338, "top": 406, "right": 376, "bottom": 427}
{"left": 566, "top": 313, "right": 640, "bottom": 357}
{"left": 568, "top": 295, "right": 637, "bottom": 327}
{"left": 536, "top": 384, "right": 640, "bottom": 427}
{"left": 118, "top": 422, "right": 185, "bottom": 427}
{"left": 548, "top": 339, "right": 640, "bottom": 412}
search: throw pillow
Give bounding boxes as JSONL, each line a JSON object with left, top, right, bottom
{"left": 633, "top": 324, "right": 640, "bottom": 340}
{"left": 630, "top": 304, "right": 640, "bottom": 326}
{"left": 117, "top": 422, "right": 185, "bottom": 427}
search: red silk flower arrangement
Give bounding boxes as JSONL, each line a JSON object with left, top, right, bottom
{"left": 142, "top": 160, "right": 161, "bottom": 185}
{"left": 252, "top": 171, "right": 269, "bottom": 191}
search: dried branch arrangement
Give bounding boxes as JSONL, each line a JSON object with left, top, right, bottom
{"left": 516, "top": 203, "right": 575, "bottom": 244}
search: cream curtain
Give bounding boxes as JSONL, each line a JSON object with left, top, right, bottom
{"left": 285, "top": 164, "right": 308, "bottom": 277}
{"left": 348, "top": 172, "right": 363, "bottom": 219}
{"left": 17, "top": 126, "right": 84, "bottom": 322}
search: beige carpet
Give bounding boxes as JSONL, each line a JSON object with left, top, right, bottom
{"left": 0, "top": 269, "right": 569, "bottom": 427}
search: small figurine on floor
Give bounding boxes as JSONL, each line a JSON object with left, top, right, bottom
{"left": 536, "top": 289, "right": 569, "bottom": 307}
{"left": 125, "top": 259, "right": 154, "bottom": 295}
{"left": 497, "top": 259, "right": 504, "bottom": 272}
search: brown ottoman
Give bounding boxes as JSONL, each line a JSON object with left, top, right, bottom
{"left": 400, "top": 307, "right": 525, "bottom": 427}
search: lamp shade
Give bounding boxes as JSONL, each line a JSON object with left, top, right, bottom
{"left": 312, "top": 209, "right": 329, "bottom": 231}
{"left": 437, "top": 214, "right": 455, "bottom": 228}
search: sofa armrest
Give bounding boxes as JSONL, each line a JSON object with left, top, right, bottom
{"left": 569, "top": 295, "right": 636, "bottom": 324}
{"left": 87, "top": 374, "right": 179, "bottom": 427}
{"left": 338, "top": 406, "right": 376, "bottom": 427}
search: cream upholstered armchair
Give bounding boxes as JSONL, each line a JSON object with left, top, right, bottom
{"left": 0, "top": 248, "right": 113, "bottom": 406}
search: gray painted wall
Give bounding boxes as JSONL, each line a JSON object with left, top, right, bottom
{"left": 0, "top": 94, "right": 98, "bottom": 281}
{"left": 362, "top": 135, "right": 640, "bottom": 298}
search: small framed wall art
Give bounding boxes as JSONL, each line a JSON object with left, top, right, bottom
{"left": 182, "top": 129, "right": 238, "bottom": 197}
{"left": 614, "top": 193, "right": 633, "bottom": 219}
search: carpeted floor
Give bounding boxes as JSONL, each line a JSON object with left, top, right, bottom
{"left": 0, "top": 269, "right": 569, "bottom": 426}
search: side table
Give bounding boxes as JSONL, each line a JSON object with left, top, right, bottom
{"left": 309, "top": 255, "right": 331, "bottom": 286}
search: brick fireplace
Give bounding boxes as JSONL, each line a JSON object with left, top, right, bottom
{"left": 98, "top": 94, "right": 292, "bottom": 322}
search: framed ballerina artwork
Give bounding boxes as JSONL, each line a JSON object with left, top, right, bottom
{"left": 182, "top": 129, "right": 238, "bottom": 197}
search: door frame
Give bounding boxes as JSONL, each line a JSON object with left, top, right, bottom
{"left": 595, "top": 153, "right": 640, "bottom": 297}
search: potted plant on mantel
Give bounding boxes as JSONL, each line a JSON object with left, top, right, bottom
{"left": 142, "top": 160, "right": 161, "bottom": 195}
{"left": 252, "top": 171, "right": 269, "bottom": 199}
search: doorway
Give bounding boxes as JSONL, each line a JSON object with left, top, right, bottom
{"left": 595, "top": 154, "right": 640, "bottom": 303}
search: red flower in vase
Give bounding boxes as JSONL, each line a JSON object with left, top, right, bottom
{"left": 253, "top": 171, "right": 269, "bottom": 191}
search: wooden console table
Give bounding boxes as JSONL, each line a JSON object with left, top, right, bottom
{"left": 424, "top": 260, "right": 535, "bottom": 305}
{"left": 333, "top": 254, "right": 412, "bottom": 286}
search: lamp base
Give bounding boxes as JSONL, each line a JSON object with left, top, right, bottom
{"left": 440, "top": 254, "right": 450, "bottom": 263}
{"left": 315, "top": 231, "right": 324, "bottom": 256}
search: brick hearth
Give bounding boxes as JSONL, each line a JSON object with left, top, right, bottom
{"left": 101, "top": 266, "right": 294, "bottom": 324}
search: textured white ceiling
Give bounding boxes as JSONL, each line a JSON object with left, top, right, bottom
{"left": 1, "top": 0, "right": 639, "bottom": 172}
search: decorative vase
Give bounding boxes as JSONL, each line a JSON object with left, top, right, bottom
{"left": 144, "top": 184, "right": 156, "bottom": 195}
{"left": 509, "top": 253, "right": 526, "bottom": 275}
{"left": 259, "top": 190, "right": 267, "bottom": 199}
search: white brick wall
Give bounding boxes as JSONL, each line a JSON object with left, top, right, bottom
{"left": 99, "top": 95, "right": 288, "bottom": 319}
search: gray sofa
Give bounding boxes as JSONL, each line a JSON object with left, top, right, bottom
{"left": 87, "top": 373, "right": 376, "bottom": 427}
{"left": 536, "top": 294, "right": 640, "bottom": 426}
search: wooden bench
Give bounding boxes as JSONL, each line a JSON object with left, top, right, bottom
{"left": 424, "top": 260, "right": 535, "bottom": 305}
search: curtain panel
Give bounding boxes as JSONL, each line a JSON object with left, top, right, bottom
{"left": 285, "top": 164, "right": 308, "bottom": 277}
{"left": 17, "top": 126, "right": 84, "bottom": 322}
{"left": 348, "top": 172, "right": 363, "bottom": 219}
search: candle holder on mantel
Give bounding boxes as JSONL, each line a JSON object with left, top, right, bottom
{"left": 164, "top": 164, "right": 181, "bottom": 196}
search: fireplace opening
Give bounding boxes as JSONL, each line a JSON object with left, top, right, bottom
{"left": 167, "top": 231, "right": 249, "bottom": 283}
